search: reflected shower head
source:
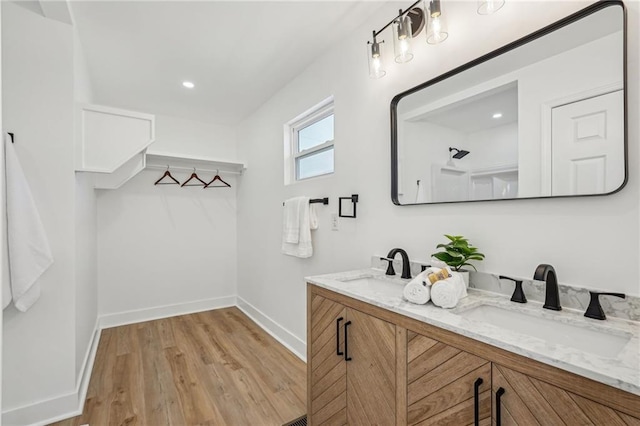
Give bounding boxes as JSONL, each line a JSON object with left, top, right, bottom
{"left": 449, "top": 147, "right": 470, "bottom": 159}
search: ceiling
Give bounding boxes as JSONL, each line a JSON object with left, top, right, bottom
{"left": 415, "top": 83, "right": 518, "bottom": 134}
{"left": 70, "top": 1, "right": 387, "bottom": 126}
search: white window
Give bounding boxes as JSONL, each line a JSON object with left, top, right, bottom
{"left": 286, "top": 98, "right": 334, "bottom": 183}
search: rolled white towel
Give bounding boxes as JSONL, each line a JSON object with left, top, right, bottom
{"left": 450, "top": 272, "right": 468, "bottom": 299}
{"left": 431, "top": 278, "right": 461, "bottom": 309}
{"left": 403, "top": 271, "right": 431, "bottom": 305}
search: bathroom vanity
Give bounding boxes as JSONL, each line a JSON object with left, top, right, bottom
{"left": 306, "top": 269, "right": 640, "bottom": 425}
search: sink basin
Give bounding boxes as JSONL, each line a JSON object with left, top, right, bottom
{"left": 337, "top": 275, "right": 405, "bottom": 298}
{"left": 461, "top": 304, "right": 631, "bottom": 358}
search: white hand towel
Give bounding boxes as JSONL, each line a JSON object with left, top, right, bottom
{"left": 282, "top": 196, "right": 317, "bottom": 258}
{"left": 450, "top": 271, "right": 468, "bottom": 299}
{"left": 403, "top": 270, "right": 431, "bottom": 304}
{"left": 4, "top": 136, "right": 54, "bottom": 311}
{"left": 282, "top": 197, "right": 306, "bottom": 243}
{"left": 415, "top": 180, "right": 426, "bottom": 203}
{"left": 431, "top": 278, "right": 461, "bottom": 309}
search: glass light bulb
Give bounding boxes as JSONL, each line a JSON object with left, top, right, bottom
{"left": 367, "top": 40, "right": 386, "bottom": 79}
{"left": 478, "top": 0, "right": 505, "bottom": 15}
{"left": 425, "top": 0, "right": 448, "bottom": 44}
{"left": 393, "top": 15, "right": 414, "bottom": 63}
{"left": 427, "top": 15, "right": 448, "bottom": 44}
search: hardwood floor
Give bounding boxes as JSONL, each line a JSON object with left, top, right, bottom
{"left": 51, "top": 308, "right": 307, "bottom": 426}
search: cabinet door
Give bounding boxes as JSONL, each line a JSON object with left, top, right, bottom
{"left": 345, "top": 308, "right": 396, "bottom": 426}
{"left": 406, "top": 331, "right": 491, "bottom": 425}
{"left": 492, "top": 364, "right": 640, "bottom": 426}
{"left": 308, "top": 295, "right": 347, "bottom": 425}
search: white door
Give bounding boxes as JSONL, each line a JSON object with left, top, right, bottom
{"left": 551, "top": 90, "right": 624, "bottom": 196}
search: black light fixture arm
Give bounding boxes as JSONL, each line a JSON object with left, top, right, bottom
{"left": 372, "top": 0, "right": 423, "bottom": 38}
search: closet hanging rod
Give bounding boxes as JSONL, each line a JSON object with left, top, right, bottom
{"left": 282, "top": 197, "right": 329, "bottom": 206}
{"left": 146, "top": 164, "right": 242, "bottom": 175}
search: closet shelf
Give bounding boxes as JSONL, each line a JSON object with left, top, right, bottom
{"left": 145, "top": 152, "right": 246, "bottom": 175}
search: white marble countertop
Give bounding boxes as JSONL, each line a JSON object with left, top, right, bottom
{"left": 306, "top": 268, "right": 640, "bottom": 396}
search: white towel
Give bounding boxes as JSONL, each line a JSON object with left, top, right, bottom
{"left": 282, "top": 197, "right": 306, "bottom": 243}
{"left": 282, "top": 196, "right": 318, "bottom": 258}
{"left": 431, "top": 277, "right": 462, "bottom": 309}
{"left": 415, "top": 180, "right": 426, "bottom": 203}
{"left": 450, "top": 271, "right": 468, "bottom": 299}
{"left": 3, "top": 135, "right": 53, "bottom": 311}
{"left": 403, "top": 270, "right": 431, "bottom": 304}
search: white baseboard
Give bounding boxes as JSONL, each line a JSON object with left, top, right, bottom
{"left": 98, "top": 295, "right": 237, "bottom": 329}
{"left": 1, "top": 295, "right": 301, "bottom": 426}
{"left": 1, "top": 322, "right": 101, "bottom": 426}
{"left": 75, "top": 324, "right": 102, "bottom": 417}
{"left": 236, "top": 296, "right": 307, "bottom": 362}
{"left": 2, "top": 391, "right": 79, "bottom": 426}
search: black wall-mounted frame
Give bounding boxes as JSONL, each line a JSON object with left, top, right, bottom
{"left": 390, "top": 0, "right": 627, "bottom": 206}
{"left": 339, "top": 194, "right": 359, "bottom": 218}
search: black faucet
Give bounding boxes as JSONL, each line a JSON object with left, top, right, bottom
{"left": 381, "top": 248, "right": 412, "bottom": 279}
{"left": 533, "top": 264, "right": 561, "bottom": 311}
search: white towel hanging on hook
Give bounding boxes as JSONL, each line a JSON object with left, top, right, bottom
{"left": 2, "top": 133, "right": 54, "bottom": 311}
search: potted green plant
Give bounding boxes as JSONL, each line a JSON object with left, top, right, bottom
{"left": 432, "top": 235, "right": 485, "bottom": 286}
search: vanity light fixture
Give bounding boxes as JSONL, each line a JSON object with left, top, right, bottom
{"left": 182, "top": 81, "right": 195, "bottom": 89}
{"left": 367, "top": 0, "right": 504, "bottom": 78}
{"left": 425, "top": 0, "right": 448, "bottom": 44}
{"left": 492, "top": 112, "right": 503, "bottom": 119}
{"left": 477, "top": 0, "right": 505, "bottom": 15}
{"left": 367, "top": 31, "right": 386, "bottom": 79}
{"left": 393, "top": 9, "right": 414, "bottom": 63}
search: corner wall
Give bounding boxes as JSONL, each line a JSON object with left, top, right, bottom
{"left": 236, "top": 0, "right": 640, "bottom": 355}
{"left": 96, "top": 115, "right": 239, "bottom": 324}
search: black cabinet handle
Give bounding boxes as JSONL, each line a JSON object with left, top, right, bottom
{"left": 496, "top": 387, "right": 506, "bottom": 426}
{"left": 336, "top": 317, "right": 344, "bottom": 356}
{"left": 473, "top": 378, "right": 483, "bottom": 426}
{"left": 344, "top": 321, "right": 352, "bottom": 361}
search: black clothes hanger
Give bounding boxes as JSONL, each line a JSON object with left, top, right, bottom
{"left": 181, "top": 168, "right": 208, "bottom": 187}
{"left": 154, "top": 166, "right": 180, "bottom": 185}
{"left": 204, "top": 170, "right": 231, "bottom": 188}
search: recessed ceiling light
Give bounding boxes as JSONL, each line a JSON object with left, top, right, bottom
{"left": 492, "top": 112, "right": 503, "bottom": 119}
{"left": 182, "top": 81, "right": 195, "bottom": 89}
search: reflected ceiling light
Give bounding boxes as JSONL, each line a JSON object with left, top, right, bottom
{"left": 393, "top": 9, "right": 414, "bottom": 63}
{"left": 182, "top": 81, "right": 195, "bottom": 89}
{"left": 367, "top": 31, "right": 387, "bottom": 79}
{"left": 493, "top": 112, "right": 503, "bottom": 118}
{"left": 478, "top": 0, "right": 505, "bottom": 15}
{"left": 425, "top": 0, "right": 448, "bottom": 44}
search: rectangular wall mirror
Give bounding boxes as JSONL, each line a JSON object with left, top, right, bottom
{"left": 391, "top": 1, "right": 626, "bottom": 205}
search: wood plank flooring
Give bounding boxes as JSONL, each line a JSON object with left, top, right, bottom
{"left": 51, "top": 308, "right": 306, "bottom": 426}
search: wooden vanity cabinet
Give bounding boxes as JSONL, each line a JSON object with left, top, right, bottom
{"left": 492, "top": 364, "right": 640, "bottom": 426}
{"left": 308, "top": 284, "right": 640, "bottom": 426}
{"left": 406, "top": 331, "right": 491, "bottom": 425}
{"left": 307, "top": 293, "right": 396, "bottom": 425}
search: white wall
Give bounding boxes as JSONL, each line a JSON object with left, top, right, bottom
{"left": 236, "top": 0, "right": 640, "bottom": 356}
{"left": 465, "top": 123, "right": 518, "bottom": 170}
{"left": 97, "top": 116, "right": 238, "bottom": 321}
{"left": 0, "top": 0, "right": 4, "bottom": 417}
{"left": 73, "top": 25, "right": 98, "bottom": 383}
{"left": 2, "top": 0, "right": 76, "bottom": 416}
{"left": 150, "top": 114, "right": 237, "bottom": 159}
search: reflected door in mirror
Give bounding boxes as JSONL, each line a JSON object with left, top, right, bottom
{"left": 551, "top": 90, "right": 624, "bottom": 196}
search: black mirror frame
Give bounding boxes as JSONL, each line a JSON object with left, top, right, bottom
{"left": 390, "top": 0, "right": 627, "bottom": 206}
